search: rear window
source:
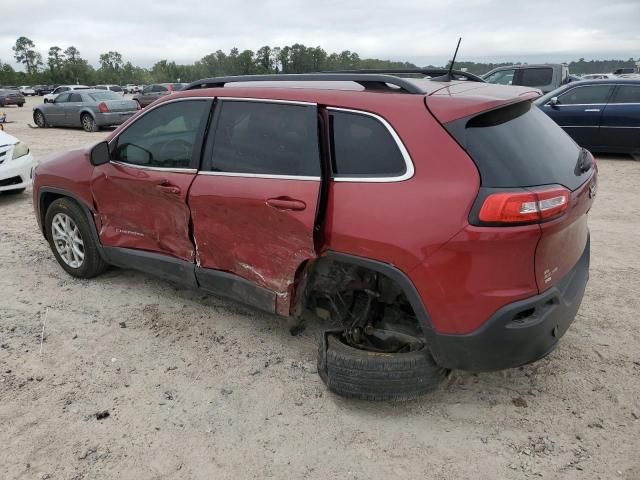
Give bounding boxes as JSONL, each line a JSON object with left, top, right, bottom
{"left": 447, "top": 101, "right": 588, "bottom": 191}
{"left": 110, "top": 85, "right": 123, "bottom": 92}
{"left": 89, "top": 91, "right": 121, "bottom": 101}
{"left": 329, "top": 110, "right": 406, "bottom": 178}
{"left": 519, "top": 68, "right": 553, "bottom": 86}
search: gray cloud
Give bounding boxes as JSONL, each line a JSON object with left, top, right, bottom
{"left": 1, "top": 0, "right": 638, "bottom": 69}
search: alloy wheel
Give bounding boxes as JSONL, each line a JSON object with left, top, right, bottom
{"left": 51, "top": 213, "right": 84, "bottom": 268}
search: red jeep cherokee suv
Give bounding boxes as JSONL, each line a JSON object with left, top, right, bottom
{"left": 33, "top": 71, "right": 596, "bottom": 400}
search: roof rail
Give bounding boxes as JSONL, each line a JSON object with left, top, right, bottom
{"left": 326, "top": 69, "right": 485, "bottom": 83}
{"left": 183, "top": 73, "right": 427, "bottom": 94}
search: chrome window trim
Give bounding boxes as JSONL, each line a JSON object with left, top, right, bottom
{"left": 198, "top": 171, "right": 320, "bottom": 181}
{"left": 110, "top": 160, "right": 197, "bottom": 173}
{"left": 327, "top": 107, "right": 415, "bottom": 183}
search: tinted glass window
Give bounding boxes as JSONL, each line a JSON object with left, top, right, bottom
{"left": 558, "top": 85, "right": 613, "bottom": 105}
{"left": 612, "top": 85, "right": 640, "bottom": 103}
{"left": 152, "top": 85, "right": 168, "bottom": 92}
{"left": 89, "top": 91, "right": 121, "bottom": 101}
{"left": 519, "top": 68, "right": 553, "bottom": 86}
{"left": 329, "top": 110, "right": 406, "bottom": 177}
{"left": 95, "top": 86, "right": 107, "bottom": 90}
{"left": 110, "top": 85, "right": 123, "bottom": 92}
{"left": 69, "top": 93, "right": 82, "bottom": 102}
{"left": 448, "top": 101, "right": 587, "bottom": 190}
{"left": 113, "top": 100, "right": 209, "bottom": 169}
{"left": 210, "top": 101, "right": 319, "bottom": 176}
{"left": 484, "top": 69, "right": 515, "bottom": 85}
{"left": 55, "top": 93, "right": 70, "bottom": 103}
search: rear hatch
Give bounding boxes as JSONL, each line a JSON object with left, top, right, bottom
{"left": 427, "top": 85, "right": 596, "bottom": 292}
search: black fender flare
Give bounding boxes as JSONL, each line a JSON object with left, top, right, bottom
{"left": 319, "top": 251, "right": 434, "bottom": 335}
{"left": 38, "top": 187, "right": 106, "bottom": 260}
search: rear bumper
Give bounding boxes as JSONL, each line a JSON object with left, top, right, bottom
{"left": 94, "top": 111, "right": 136, "bottom": 126}
{"left": 428, "top": 235, "right": 590, "bottom": 371}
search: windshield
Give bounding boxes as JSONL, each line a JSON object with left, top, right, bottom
{"left": 89, "top": 91, "right": 122, "bottom": 101}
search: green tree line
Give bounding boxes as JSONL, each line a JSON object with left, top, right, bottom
{"left": 1, "top": 36, "right": 637, "bottom": 86}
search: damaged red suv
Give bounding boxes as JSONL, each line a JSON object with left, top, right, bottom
{"left": 33, "top": 70, "right": 597, "bottom": 400}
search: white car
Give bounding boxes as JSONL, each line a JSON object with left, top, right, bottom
{"left": 44, "top": 85, "right": 89, "bottom": 103}
{"left": 19, "top": 86, "right": 36, "bottom": 96}
{"left": 125, "top": 84, "right": 142, "bottom": 94}
{"left": 94, "top": 84, "right": 125, "bottom": 96}
{"left": 0, "top": 130, "right": 35, "bottom": 194}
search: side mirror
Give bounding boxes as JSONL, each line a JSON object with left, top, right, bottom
{"left": 549, "top": 97, "right": 559, "bottom": 106}
{"left": 90, "top": 141, "right": 111, "bottom": 166}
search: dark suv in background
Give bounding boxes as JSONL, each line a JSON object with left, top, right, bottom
{"left": 0, "top": 89, "right": 25, "bottom": 107}
{"left": 483, "top": 63, "right": 574, "bottom": 93}
{"left": 132, "top": 83, "right": 187, "bottom": 108}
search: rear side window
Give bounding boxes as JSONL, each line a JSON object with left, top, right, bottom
{"left": 329, "top": 110, "right": 406, "bottom": 178}
{"left": 558, "top": 85, "right": 613, "bottom": 105}
{"left": 152, "top": 85, "right": 168, "bottom": 92}
{"left": 484, "top": 69, "right": 515, "bottom": 85}
{"left": 209, "top": 100, "right": 319, "bottom": 176}
{"left": 447, "top": 101, "right": 587, "bottom": 191}
{"left": 519, "top": 68, "right": 553, "bottom": 87}
{"left": 612, "top": 85, "right": 640, "bottom": 103}
{"left": 69, "top": 93, "right": 82, "bottom": 102}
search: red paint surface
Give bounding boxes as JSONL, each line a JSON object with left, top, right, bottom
{"left": 90, "top": 163, "right": 196, "bottom": 261}
{"left": 188, "top": 175, "right": 320, "bottom": 312}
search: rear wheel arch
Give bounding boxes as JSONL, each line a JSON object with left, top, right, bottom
{"left": 294, "top": 251, "right": 434, "bottom": 336}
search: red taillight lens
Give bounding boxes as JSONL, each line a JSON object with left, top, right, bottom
{"left": 478, "top": 186, "right": 570, "bottom": 224}
{"left": 98, "top": 102, "right": 109, "bottom": 113}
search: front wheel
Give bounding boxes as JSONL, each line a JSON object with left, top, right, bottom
{"left": 318, "top": 332, "right": 446, "bottom": 401}
{"left": 81, "top": 113, "right": 98, "bottom": 132}
{"left": 45, "top": 198, "right": 107, "bottom": 278}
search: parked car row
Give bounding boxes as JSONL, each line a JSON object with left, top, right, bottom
{"left": 131, "top": 83, "right": 187, "bottom": 108}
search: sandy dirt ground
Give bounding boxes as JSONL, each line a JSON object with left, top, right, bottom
{"left": 0, "top": 96, "right": 639, "bottom": 480}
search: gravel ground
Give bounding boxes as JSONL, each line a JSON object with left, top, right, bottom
{"left": 1, "top": 96, "right": 639, "bottom": 480}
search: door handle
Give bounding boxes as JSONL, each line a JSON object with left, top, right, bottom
{"left": 155, "top": 182, "right": 181, "bottom": 195}
{"left": 584, "top": 108, "right": 601, "bottom": 112}
{"left": 266, "top": 196, "right": 306, "bottom": 211}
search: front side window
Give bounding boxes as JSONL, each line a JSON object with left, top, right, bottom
{"left": 113, "top": 100, "right": 210, "bottom": 169}
{"left": 209, "top": 100, "right": 319, "bottom": 176}
{"left": 329, "top": 110, "right": 407, "bottom": 178}
{"left": 557, "top": 85, "right": 613, "bottom": 105}
{"left": 611, "top": 85, "right": 640, "bottom": 103}
{"left": 55, "top": 93, "right": 70, "bottom": 103}
{"left": 519, "top": 68, "right": 553, "bottom": 86}
{"left": 484, "top": 69, "right": 515, "bottom": 85}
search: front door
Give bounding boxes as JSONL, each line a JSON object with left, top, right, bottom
{"left": 64, "top": 92, "right": 84, "bottom": 126}
{"left": 599, "top": 84, "right": 640, "bottom": 153}
{"left": 540, "top": 84, "right": 615, "bottom": 149}
{"left": 47, "top": 92, "right": 70, "bottom": 125}
{"left": 188, "top": 98, "right": 322, "bottom": 314}
{"left": 91, "top": 98, "right": 212, "bottom": 262}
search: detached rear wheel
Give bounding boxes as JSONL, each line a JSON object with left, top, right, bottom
{"left": 45, "top": 198, "right": 107, "bottom": 278}
{"left": 318, "top": 332, "right": 446, "bottom": 401}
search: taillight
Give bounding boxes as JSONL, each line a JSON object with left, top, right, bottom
{"left": 478, "top": 186, "right": 570, "bottom": 225}
{"left": 98, "top": 102, "right": 109, "bottom": 113}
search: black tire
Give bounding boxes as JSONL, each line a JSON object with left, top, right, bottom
{"left": 44, "top": 99, "right": 48, "bottom": 104}
{"left": 318, "top": 333, "right": 446, "bottom": 401}
{"left": 1, "top": 188, "right": 26, "bottom": 195}
{"left": 45, "top": 198, "right": 107, "bottom": 279}
{"left": 34, "top": 110, "right": 47, "bottom": 128}
{"left": 81, "top": 113, "right": 98, "bottom": 132}
{"left": 18, "top": 103, "right": 24, "bottom": 108}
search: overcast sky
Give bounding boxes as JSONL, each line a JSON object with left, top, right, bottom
{"left": 1, "top": 0, "right": 638, "bottom": 70}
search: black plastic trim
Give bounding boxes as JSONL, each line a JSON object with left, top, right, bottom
{"left": 102, "top": 246, "right": 198, "bottom": 288}
{"left": 196, "top": 267, "right": 276, "bottom": 313}
{"left": 326, "top": 68, "right": 485, "bottom": 83}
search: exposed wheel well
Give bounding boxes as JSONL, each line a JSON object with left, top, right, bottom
{"left": 39, "top": 192, "right": 66, "bottom": 238}
{"left": 294, "top": 255, "right": 428, "bottom": 343}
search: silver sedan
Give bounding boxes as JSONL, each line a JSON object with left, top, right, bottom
{"left": 33, "top": 89, "right": 139, "bottom": 132}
